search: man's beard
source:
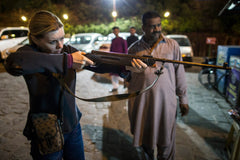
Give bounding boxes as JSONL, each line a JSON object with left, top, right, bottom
{"left": 148, "top": 31, "right": 161, "bottom": 44}
{"left": 152, "top": 31, "right": 161, "bottom": 39}
{"left": 143, "top": 31, "right": 162, "bottom": 46}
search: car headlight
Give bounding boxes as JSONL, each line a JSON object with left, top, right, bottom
{"left": 182, "top": 52, "right": 192, "bottom": 57}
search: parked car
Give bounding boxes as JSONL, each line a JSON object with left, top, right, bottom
{"left": 68, "top": 33, "right": 104, "bottom": 53}
{"left": 166, "top": 34, "right": 194, "bottom": 62}
{"left": 0, "top": 27, "right": 28, "bottom": 40}
{"left": 107, "top": 32, "right": 139, "bottom": 40}
{"left": 0, "top": 37, "right": 69, "bottom": 61}
{"left": 98, "top": 43, "right": 111, "bottom": 52}
{"left": 0, "top": 27, "right": 29, "bottom": 60}
{"left": 97, "top": 36, "right": 112, "bottom": 52}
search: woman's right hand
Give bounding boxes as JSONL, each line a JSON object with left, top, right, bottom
{"left": 71, "top": 51, "right": 94, "bottom": 69}
{"left": 126, "top": 58, "right": 148, "bottom": 73}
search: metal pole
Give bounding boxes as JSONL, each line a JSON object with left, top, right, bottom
{"left": 113, "top": 0, "right": 116, "bottom": 22}
{"left": 113, "top": 0, "right": 116, "bottom": 11}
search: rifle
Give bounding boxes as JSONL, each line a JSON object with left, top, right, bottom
{"left": 86, "top": 50, "right": 231, "bottom": 70}
{"left": 62, "top": 50, "right": 231, "bottom": 103}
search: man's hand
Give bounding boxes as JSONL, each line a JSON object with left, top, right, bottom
{"left": 126, "top": 58, "right": 148, "bottom": 73}
{"left": 179, "top": 104, "right": 189, "bottom": 116}
{"left": 71, "top": 51, "right": 94, "bottom": 69}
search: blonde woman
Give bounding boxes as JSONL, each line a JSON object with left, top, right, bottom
{"left": 4, "top": 10, "right": 146, "bottom": 160}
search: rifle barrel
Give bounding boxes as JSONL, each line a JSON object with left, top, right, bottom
{"left": 153, "top": 57, "right": 231, "bottom": 70}
{"left": 90, "top": 50, "right": 231, "bottom": 70}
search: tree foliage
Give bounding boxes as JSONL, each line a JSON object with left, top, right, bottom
{"left": 0, "top": 0, "right": 239, "bottom": 36}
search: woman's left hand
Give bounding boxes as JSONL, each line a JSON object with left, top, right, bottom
{"left": 71, "top": 51, "right": 94, "bottom": 69}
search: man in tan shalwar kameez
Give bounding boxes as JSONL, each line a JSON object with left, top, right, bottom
{"left": 127, "top": 11, "right": 189, "bottom": 160}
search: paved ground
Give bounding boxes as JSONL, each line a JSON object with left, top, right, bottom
{"left": 0, "top": 58, "right": 235, "bottom": 160}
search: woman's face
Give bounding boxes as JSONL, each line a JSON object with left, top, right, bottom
{"left": 33, "top": 27, "right": 65, "bottom": 54}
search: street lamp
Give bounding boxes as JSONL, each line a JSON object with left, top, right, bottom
{"left": 164, "top": 11, "right": 170, "bottom": 18}
{"left": 21, "top": 16, "right": 27, "bottom": 22}
{"left": 63, "top": 14, "right": 69, "bottom": 20}
{"left": 112, "top": 11, "right": 117, "bottom": 21}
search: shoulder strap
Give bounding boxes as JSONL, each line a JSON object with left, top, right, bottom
{"left": 58, "top": 75, "right": 64, "bottom": 125}
{"left": 57, "top": 68, "right": 163, "bottom": 102}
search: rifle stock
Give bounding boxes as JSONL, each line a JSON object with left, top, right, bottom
{"left": 85, "top": 50, "right": 231, "bottom": 70}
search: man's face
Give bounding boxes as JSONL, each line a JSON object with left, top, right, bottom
{"left": 142, "top": 17, "right": 162, "bottom": 42}
{"left": 113, "top": 28, "right": 120, "bottom": 37}
{"left": 33, "top": 27, "right": 65, "bottom": 54}
{"left": 130, "top": 28, "right": 136, "bottom": 35}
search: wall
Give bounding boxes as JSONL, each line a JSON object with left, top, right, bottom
{"left": 186, "top": 33, "right": 240, "bottom": 57}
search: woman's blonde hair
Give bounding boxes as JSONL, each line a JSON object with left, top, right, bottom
{"left": 28, "top": 10, "right": 64, "bottom": 45}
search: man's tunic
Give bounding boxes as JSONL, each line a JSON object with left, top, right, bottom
{"left": 128, "top": 35, "right": 188, "bottom": 157}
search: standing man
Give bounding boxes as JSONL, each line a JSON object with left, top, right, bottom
{"left": 109, "top": 26, "right": 128, "bottom": 92}
{"left": 127, "top": 26, "right": 139, "bottom": 47}
{"left": 127, "top": 11, "right": 189, "bottom": 160}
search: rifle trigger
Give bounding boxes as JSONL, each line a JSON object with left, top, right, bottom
{"left": 142, "top": 55, "right": 155, "bottom": 66}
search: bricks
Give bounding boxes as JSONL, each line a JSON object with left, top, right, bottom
{"left": 0, "top": 65, "right": 232, "bottom": 160}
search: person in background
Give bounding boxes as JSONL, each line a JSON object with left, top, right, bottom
{"left": 127, "top": 26, "right": 139, "bottom": 47}
{"left": 109, "top": 26, "right": 128, "bottom": 92}
{"left": 126, "top": 11, "right": 189, "bottom": 160}
{"left": 4, "top": 10, "right": 142, "bottom": 160}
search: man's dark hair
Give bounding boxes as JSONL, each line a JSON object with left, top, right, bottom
{"left": 129, "top": 26, "right": 136, "bottom": 29}
{"left": 142, "top": 11, "right": 161, "bottom": 25}
{"left": 112, "top": 26, "right": 119, "bottom": 30}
